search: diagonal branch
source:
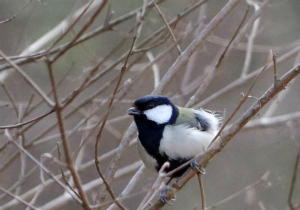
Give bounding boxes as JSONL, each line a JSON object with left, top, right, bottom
{"left": 50, "top": 0, "right": 108, "bottom": 63}
{"left": 0, "top": 185, "right": 38, "bottom": 210}
{"left": 153, "top": 1, "right": 182, "bottom": 53}
{"left": 47, "top": 62, "right": 91, "bottom": 210}
{"left": 148, "top": 63, "right": 300, "bottom": 209}
{"left": 288, "top": 146, "right": 300, "bottom": 210}
{"left": 0, "top": 50, "right": 54, "bottom": 107}
{"left": 153, "top": 0, "right": 242, "bottom": 95}
{"left": 0, "top": 0, "right": 32, "bottom": 24}
{"left": 93, "top": 37, "right": 136, "bottom": 209}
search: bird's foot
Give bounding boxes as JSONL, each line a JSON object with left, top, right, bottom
{"left": 160, "top": 186, "right": 176, "bottom": 205}
{"left": 190, "top": 160, "right": 205, "bottom": 174}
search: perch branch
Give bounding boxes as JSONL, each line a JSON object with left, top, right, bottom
{"left": 148, "top": 63, "right": 300, "bottom": 209}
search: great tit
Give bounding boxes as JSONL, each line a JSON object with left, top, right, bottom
{"left": 127, "top": 95, "right": 221, "bottom": 179}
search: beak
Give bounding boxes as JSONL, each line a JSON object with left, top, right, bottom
{"left": 127, "top": 107, "right": 142, "bottom": 115}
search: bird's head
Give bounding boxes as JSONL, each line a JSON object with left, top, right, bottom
{"left": 127, "top": 95, "right": 178, "bottom": 125}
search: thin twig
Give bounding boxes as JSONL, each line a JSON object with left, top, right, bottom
{"left": 23, "top": 62, "right": 74, "bottom": 118}
{"left": 153, "top": 0, "right": 242, "bottom": 95}
{"left": 185, "top": 7, "right": 249, "bottom": 108}
{"left": 288, "top": 147, "right": 300, "bottom": 210}
{"left": 1, "top": 84, "right": 19, "bottom": 118}
{"left": 215, "top": 7, "right": 249, "bottom": 69}
{"left": 61, "top": 37, "right": 128, "bottom": 109}
{"left": 51, "top": 0, "right": 108, "bottom": 63}
{"left": 0, "top": 50, "right": 54, "bottom": 107}
{"left": 263, "top": 52, "right": 300, "bottom": 117}
{"left": 272, "top": 51, "right": 278, "bottom": 83}
{"left": 146, "top": 51, "right": 160, "bottom": 88}
{"left": 228, "top": 0, "right": 269, "bottom": 59}
{"left": 206, "top": 171, "right": 270, "bottom": 210}
{"left": 197, "top": 173, "right": 206, "bottom": 210}
{"left": 17, "top": 37, "right": 127, "bottom": 141}
{"left": 0, "top": 0, "right": 32, "bottom": 24}
{"left": 94, "top": 37, "right": 136, "bottom": 209}
{"left": 0, "top": 140, "right": 137, "bottom": 208}
{"left": 207, "top": 35, "right": 300, "bottom": 54}
{"left": 0, "top": 109, "right": 53, "bottom": 129}
{"left": 47, "top": 62, "right": 91, "bottom": 210}
{"left": 22, "top": 94, "right": 35, "bottom": 119}
{"left": 3, "top": 129, "right": 82, "bottom": 204}
{"left": 241, "top": 0, "right": 261, "bottom": 77}
{"left": 47, "top": 0, "right": 95, "bottom": 52}
{"left": 153, "top": 1, "right": 182, "bottom": 53}
{"left": 39, "top": 161, "right": 142, "bottom": 210}
{"left": 195, "top": 44, "right": 300, "bottom": 108}
{"left": 25, "top": 185, "right": 43, "bottom": 210}
{"left": 208, "top": 52, "right": 272, "bottom": 146}
{"left": 107, "top": 165, "right": 146, "bottom": 210}
{"left": 57, "top": 143, "right": 81, "bottom": 199}
{"left": 139, "top": 162, "right": 170, "bottom": 210}
{"left": 0, "top": 185, "right": 39, "bottom": 210}
{"left": 241, "top": 111, "right": 300, "bottom": 129}
{"left": 0, "top": 0, "right": 199, "bottom": 72}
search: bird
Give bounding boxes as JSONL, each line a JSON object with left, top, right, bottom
{"left": 127, "top": 95, "right": 221, "bottom": 180}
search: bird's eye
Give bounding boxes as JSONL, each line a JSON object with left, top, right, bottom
{"left": 147, "top": 103, "right": 155, "bottom": 109}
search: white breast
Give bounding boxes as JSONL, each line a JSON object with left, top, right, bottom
{"left": 159, "top": 124, "right": 217, "bottom": 160}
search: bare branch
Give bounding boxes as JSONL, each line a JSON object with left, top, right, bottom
{"left": 0, "top": 0, "right": 32, "bottom": 24}
{"left": 57, "top": 144, "right": 81, "bottom": 199}
{"left": 153, "top": 0, "right": 182, "bottom": 53}
{"left": 195, "top": 44, "right": 300, "bottom": 108}
{"left": 0, "top": 110, "right": 53, "bottom": 129}
{"left": 3, "top": 130, "right": 82, "bottom": 204}
{"left": 107, "top": 165, "right": 146, "bottom": 210}
{"left": 139, "top": 162, "right": 170, "bottom": 210}
{"left": 50, "top": 0, "right": 108, "bottom": 63}
{"left": 185, "top": 6, "right": 249, "bottom": 108}
{"left": 0, "top": 185, "right": 39, "bottom": 210}
{"left": 206, "top": 171, "right": 270, "bottom": 210}
{"left": 241, "top": 0, "right": 262, "bottom": 77}
{"left": 39, "top": 161, "right": 142, "bottom": 210}
{"left": 46, "top": 0, "right": 95, "bottom": 52}
{"left": 197, "top": 172, "right": 206, "bottom": 210}
{"left": 263, "top": 51, "right": 300, "bottom": 118}
{"left": 153, "top": 0, "right": 242, "bottom": 95}
{"left": 149, "top": 63, "right": 300, "bottom": 209}
{"left": 47, "top": 62, "right": 91, "bottom": 209}
{"left": 242, "top": 111, "right": 300, "bottom": 129}
{"left": 0, "top": 50, "right": 54, "bottom": 107}
{"left": 94, "top": 37, "right": 136, "bottom": 210}
{"left": 1, "top": 84, "right": 19, "bottom": 118}
{"left": 288, "top": 147, "right": 300, "bottom": 210}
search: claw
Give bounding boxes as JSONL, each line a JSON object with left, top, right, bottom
{"left": 160, "top": 187, "right": 176, "bottom": 205}
{"left": 190, "top": 160, "right": 205, "bottom": 174}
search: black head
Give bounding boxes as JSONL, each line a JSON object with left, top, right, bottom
{"left": 127, "top": 95, "right": 178, "bottom": 125}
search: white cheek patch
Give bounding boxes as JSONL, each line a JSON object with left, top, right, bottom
{"left": 144, "top": 105, "right": 173, "bottom": 124}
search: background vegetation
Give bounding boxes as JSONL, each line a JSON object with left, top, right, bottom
{"left": 0, "top": 0, "right": 300, "bottom": 209}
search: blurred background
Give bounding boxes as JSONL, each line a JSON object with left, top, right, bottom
{"left": 0, "top": 0, "right": 300, "bottom": 209}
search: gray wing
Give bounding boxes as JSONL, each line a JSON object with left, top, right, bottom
{"left": 194, "top": 112, "right": 210, "bottom": 131}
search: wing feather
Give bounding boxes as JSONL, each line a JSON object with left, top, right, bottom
{"left": 175, "top": 107, "right": 220, "bottom": 132}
